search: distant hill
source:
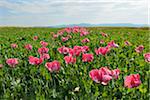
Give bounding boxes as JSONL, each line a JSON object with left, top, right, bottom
{"left": 50, "top": 23, "right": 149, "bottom": 28}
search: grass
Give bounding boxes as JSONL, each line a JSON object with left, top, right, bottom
{"left": 0, "top": 27, "right": 149, "bottom": 99}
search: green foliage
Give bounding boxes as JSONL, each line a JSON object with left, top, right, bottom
{"left": 0, "top": 27, "right": 149, "bottom": 99}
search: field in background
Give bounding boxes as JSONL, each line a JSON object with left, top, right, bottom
{"left": 0, "top": 27, "right": 149, "bottom": 99}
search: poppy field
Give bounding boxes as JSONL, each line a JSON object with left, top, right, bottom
{"left": 0, "top": 27, "right": 149, "bottom": 99}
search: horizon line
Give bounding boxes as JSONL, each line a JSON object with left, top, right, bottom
{"left": 0, "top": 23, "right": 149, "bottom": 27}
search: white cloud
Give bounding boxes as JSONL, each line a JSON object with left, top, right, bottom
{"left": 0, "top": 0, "right": 148, "bottom": 26}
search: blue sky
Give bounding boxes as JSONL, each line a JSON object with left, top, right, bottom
{"left": 0, "top": 0, "right": 149, "bottom": 26}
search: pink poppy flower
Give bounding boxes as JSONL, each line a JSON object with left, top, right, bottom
{"left": 124, "top": 74, "right": 141, "bottom": 88}
{"left": 11, "top": 43, "right": 18, "bottom": 48}
{"left": 45, "top": 60, "right": 61, "bottom": 72}
{"left": 100, "top": 40, "right": 104, "bottom": 44}
{"left": 65, "top": 27, "right": 72, "bottom": 33}
{"left": 25, "top": 44, "right": 32, "bottom": 50}
{"left": 57, "top": 30, "right": 64, "bottom": 36}
{"left": 62, "top": 37, "right": 69, "bottom": 42}
{"left": 107, "top": 40, "right": 119, "bottom": 48}
{"left": 100, "top": 32, "right": 108, "bottom": 37}
{"left": 68, "top": 46, "right": 89, "bottom": 56}
{"left": 100, "top": 67, "right": 112, "bottom": 75}
{"left": 111, "top": 68, "right": 120, "bottom": 79}
{"left": 135, "top": 45, "right": 144, "bottom": 53}
{"left": 0, "top": 64, "right": 3, "bottom": 69}
{"left": 33, "top": 36, "right": 38, "bottom": 41}
{"left": 70, "top": 46, "right": 82, "bottom": 56}
{"left": 89, "top": 67, "right": 112, "bottom": 85}
{"left": 28, "top": 56, "right": 43, "bottom": 65}
{"left": 82, "top": 53, "right": 94, "bottom": 62}
{"left": 58, "top": 46, "right": 70, "bottom": 55}
{"left": 53, "top": 34, "right": 59, "bottom": 38}
{"left": 80, "top": 27, "right": 88, "bottom": 33}
{"left": 64, "top": 56, "right": 76, "bottom": 64}
{"left": 40, "top": 41, "right": 48, "bottom": 47}
{"left": 6, "top": 58, "right": 18, "bottom": 67}
{"left": 74, "top": 46, "right": 82, "bottom": 50}
{"left": 144, "top": 52, "right": 150, "bottom": 63}
{"left": 89, "top": 67, "right": 120, "bottom": 85}
{"left": 81, "top": 46, "right": 89, "bottom": 53}
{"left": 81, "top": 38, "right": 90, "bottom": 43}
{"left": 89, "top": 69, "right": 102, "bottom": 83}
{"left": 124, "top": 41, "right": 131, "bottom": 46}
{"left": 70, "top": 49, "right": 81, "bottom": 57}
{"left": 68, "top": 48, "right": 74, "bottom": 56}
{"left": 95, "top": 47, "right": 110, "bottom": 56}
{"left": 80, "top": 31, "right": 89, "bottom": 36}
{"left": 40, "top": 53, "right": 50, "bottom": 60}
{"left": 72, "top": 26, "right": 80, "bottom": 33}
{"left": 38, "top": 47, "right": 49, "bottom": 55}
